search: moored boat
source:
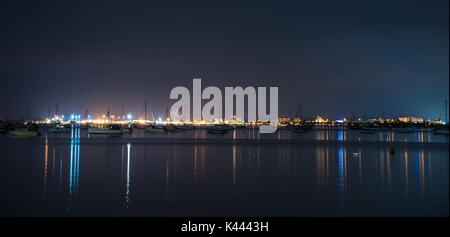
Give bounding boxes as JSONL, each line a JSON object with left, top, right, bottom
{"left": 348, "top": 123, "right": 364, "bottom": 130}
{"left": 180, "top": 125, "right": 196, "bottom": 130}
{"left": 146, "top": 125, "right": 166, "bottom": 133}
{"left": 164, "top": 125, "right": 183, "bottom": 132}
{"left": 207, "top": 124, "right": 233, "bottom": 134}
{"left": 88, "top": 124, "right": 123, "bottom": 135}
{"left": 8, "top": 128, "right": 41, "bottom": 137}
{"left": 49, "top": 124, "right": 71, "bottom": 133}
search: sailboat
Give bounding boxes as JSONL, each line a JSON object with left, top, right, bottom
{"left": 88, "top": 107, "right": 123, "bottom": 135}
{"left": 434, "top": 99, "right": 449, "bottom": 135}
{"left": 207, "top": 124, "right": 233, "bottom": 134}
{"left": 164, "top": 125, "right": 183, "bottom": 132}
{"left": 146, "top": 124, "right": 167, "bottom": 133}
{"left": 8, "top": 127, "right": 41, "bottom": 137}
{"left": 49, "top": 124, "right": 71, "bottom": 133}
{"left": 122, "top": 126, "right": 132, "bottom": 134}
{"left": 88, "top": 124, "right": 123, "bottom": 134}
{"left": 180, "top": 124, "right": 196, "bottom": 130}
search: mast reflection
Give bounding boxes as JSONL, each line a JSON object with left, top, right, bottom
{"left": 125, "top": 143, "right": 131, "bottom": 208}
{"left": 43, "top": 136, "right": 48, "bottom": 200}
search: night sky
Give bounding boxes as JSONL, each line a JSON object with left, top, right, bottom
{"left": 1, "top": 0, "right": 448, "bottom": 120}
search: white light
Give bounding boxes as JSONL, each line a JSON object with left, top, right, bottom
{"left": 127, "top": 114, "right": 132, "bottom": 120}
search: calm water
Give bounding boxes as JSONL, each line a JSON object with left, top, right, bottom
{"left": 0, "top": 127, "right": 448, "bottom": 217}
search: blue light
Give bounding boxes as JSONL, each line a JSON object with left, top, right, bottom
{"left": 335, "top": 119, "right": 344, "bottom": 123}
{"left": 71, "top": 114, "right": 75, "bottom": 120}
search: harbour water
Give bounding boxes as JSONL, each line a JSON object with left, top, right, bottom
{"left": 0, "top": 127, "right": 448, "bottom": 216}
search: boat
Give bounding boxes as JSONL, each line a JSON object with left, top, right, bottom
{"left": 49, "top": 124, "right": 71, "bottom": 133}
{"left": 88, "top": 124, "right": 123, "bottom": 135}
{"left": 348, "top": 123, "right": 364, "bottom": 130}
{"left": 164, "top": 125, "right": 183, "bottom": 132}
{"left": 88, "top": 107, "right": 123, "bottom": 135}
{"left": 146, "top": 125, "right": 166, "bottom": 133}
{"left": 8, "top": 128, "right": 41, "bottom": 137}
{"left": 395, "top": 127, "right": 414, "bottom": 133}
{"left": 180, "top": 125, "right": 196, "bottom": 130}
{"left": 80, "top": 124, "right": 90, "bottom": 130}
{"left": 360, "top": 128, "right": 377, "bottom": 134}
{"left": 207, "top": 124, "right": 233, "bottom": 134}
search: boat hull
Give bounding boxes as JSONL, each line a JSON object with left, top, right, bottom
{"left": 146, "top": 127, "right": 166, "bottom": 133}
{"left": 88, "top": 128, "right": 123, "bottom": 134}
{"left": 164, "top": 126, "right": 183, "bottom": 132}
{"left": 49, "top": 128, "right": 71, "bottom": 133}
{"left": 8, "top": 130, "right": 40, "bottom": 137}
{"left": 181, "top": 126, "right": 196, "bottom": 130}
{"left": 207, "top": 129, "right": 229, "bottom": 134}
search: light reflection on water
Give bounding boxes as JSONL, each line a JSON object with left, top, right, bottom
{"left": 0, "top": 127, "right": 448, "bottom": 217}
{"left": 67, "top": 124, "right": 80, "bottom": 211}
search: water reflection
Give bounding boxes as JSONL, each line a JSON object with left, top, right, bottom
{"left": 43, "top": 136, "right": 48, "bottom": 200}
{"left": 232, "top": 144, "right": 237, "bottom": 196}
{"left": 336, "top": 129, "right": 346, "bottom": 195}
{"left": 22, "top": 128, "right": 447, "bottom": 216}
{"left": 125, "top": 143, "right": 131, "bottom": 208}
{"left": 67, "top": 124, "right": 80, "bottom": 210}
{"left": 164, "top": 146, "right": 179, "bottom": 200}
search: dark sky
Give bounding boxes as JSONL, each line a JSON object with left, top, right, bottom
{"left": 1, "top": 0, "right": 448, "bottom": 120}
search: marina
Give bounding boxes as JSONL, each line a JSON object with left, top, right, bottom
{"left": 0, "top": 125, "right": 447, "bottom": 216}
{"left": 0, "top": 0, "right": 448, "bottom": 228}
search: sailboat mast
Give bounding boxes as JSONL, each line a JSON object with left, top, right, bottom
{"left": 445, "top": 99, "right": 448, "bottom": 124}
{"left": 300, "top": 101, "right": 303, "bottom": 121}
{"left": 121, "top": 104, "right": 124, "bottom": 120}
{"left": 144, "top": 101, "right": 147, "bottom": 123}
